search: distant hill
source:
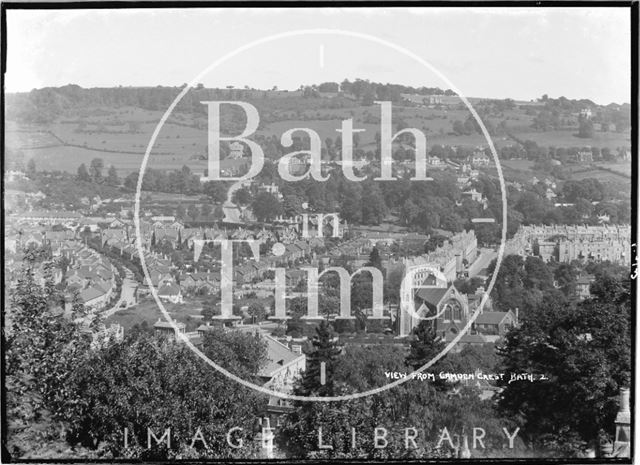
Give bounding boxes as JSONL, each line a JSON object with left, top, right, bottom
{"left": 4, "top": 82, "right": 630, "bottom": 178}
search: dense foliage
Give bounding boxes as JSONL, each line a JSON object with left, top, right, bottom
{"left": 497, "top": 273, "right": 631, "bottom": 453}
{"left": 5, "top": 251, "right": 267, "bottom": 460}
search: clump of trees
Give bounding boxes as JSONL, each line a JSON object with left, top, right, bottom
{"left": 277, "top": 320, "right": 520, "bottom": 459}
{"left": 123, "top": 165, "right": 201, "bottom": 195}
{"left": 77, "top": 158, "right": 120, "bottom": 186}
{"left": 577, "top": 116, "right": 595, "bottom": 138}
{"left": 497, "top": 271, "right": 631, "bottom": 453}
{"left": 5, "top": 249, "right": 267, "bottom": 460}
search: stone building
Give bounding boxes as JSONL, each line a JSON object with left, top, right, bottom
{"left": 505, "top": 225, "right": 630, "bottom": 265}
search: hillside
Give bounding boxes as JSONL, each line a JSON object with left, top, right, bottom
{"left": 5, "top": 84, "right": 631, "bottom": 180}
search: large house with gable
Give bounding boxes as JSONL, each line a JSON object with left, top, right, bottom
{"left": 405, "top": 270, "right": 518, "bottom": 349}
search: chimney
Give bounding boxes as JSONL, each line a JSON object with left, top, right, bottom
{"left": 613, "top": 387, "right": 631, "bottom": 457}
{"left": 459, "top": 434, "right": 471, "bottom": 459}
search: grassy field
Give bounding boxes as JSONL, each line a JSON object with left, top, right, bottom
{"left": 104, "top": 297, "right": 204, "bottom": 332}
{"left": 595, "top": 162, "right": 632, "bottom": 177}
{"left": 501, "top": 159, "right": 535, "bottom": 171}
{"left": 5, "top": 129, "right": 61, "bottom": 148}
{"left": 510, "top": 129, "right": 631, "bottom": 148}
{"left": 497, "top": 158, "right": 631, "bottom": 191}
{"left": 6, "top": 103, "right": 630, "bottom": 177}
{"left": 19, "top": 145, "right": 209, "bottom": 175}
{"left": 570, "top": 167, "right": 631, "bottom": 184}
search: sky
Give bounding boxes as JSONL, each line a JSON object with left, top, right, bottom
{"left": 4, "top": 7, "right": 631, "bottom": 105}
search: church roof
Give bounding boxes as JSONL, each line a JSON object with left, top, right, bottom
{"left": 475, "top": 311, "right": 511, "bottom": 325}
{"left": 415, "top": 287, "right": 450, "bottom": 307}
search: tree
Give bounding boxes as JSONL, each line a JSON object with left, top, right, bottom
{"left": 577, "top": 117, "right": 594, "bottom": 138}
{"left": 523, "top": 256, "right": 554, "bottom": 291}
{"left": 283, "top": 194, "right": 304, "bottom": 217}
{"left": 26, "top": 158, "right": 37, "bottom": 178}
{"left": 361, "top": 181, "right": 387, "bottom": 225}
{"left": 554, "top": 263, "right": 578, "bottom": 296}
{"left": 176, "top": 204, "right": 186, "bottom": 221}
{"left": 277, "top": 342, "right": 482, "bottom": 459}
{"left": 6, "top": 255, "right": 94, "bottom": 458}
{"left": 200, "top": 326, "right": 268, "bottom": 378}
{"left": 63, "top": 330, "right": 264, "bottom": 458}
{"left": 200, "top": 203, "right": 212, "bottom": 218}
{"left": 367, "top": 246, "right": 382, "bottom": 270}
{"left": 497, "top": 275, "right": 631, "bottom": 454}
{"left": 277, "top": 311, "right": 520, "bottom": 458}
{"left": 251, "top": 192, "right": 283, "bottom": 222}
{"left": 213, "top": 205, "right": 225, "bottom": 221}
{"left": 453, "top": 276, "right": 485, "bottom": 295}
{"left": 318, "top": 82, "right": 339, "bottom": 93}
{"left": 106, "top": 165, "right": 119, "bottom": 186}
{"left": 350, "top": 272, "right": 375, "bottom": 318}
{"left": 516, "top": 192, "right": 547, "bottom": 224}
{"left": 562, "top": 179, "right": 604, "bottom": 203}
{"left": 203, "top": 181, "right": 228, "bottom": 203}
{"left": 384, "top": 266, "right": 404, "bottom": 305}
{"left": 232, "top": 187, "right": 252, "bottom": 206}
{"left": 247, "top": 302, "right": 265, "bottom": 324}
{"left": 447, "top": 344, "right": 499, "bottom": 374}
{"left": 452, "top": 120, "right": 467, "bottom": 135}
{"left": 298, "top": 321, "right": 342, "bottom": 397}
{"left": 401, "top": 199, "right": 421, "bottom": 226}
{"left": 187, "top": 204, "right": 199, "bottom": 221}
{"left": 77, "top": 163, "right": 91, "bottom": 182}
{"left": 318, "top": 294, "right": 341, "bottom": 319}
{"left": 201, "top": 300, "right": 220, "bottom": 322}
{"left": 89, "top": 158, "right": 104, "bottom": 182}
{"left": 424, "top": 234, "right": 447, "bottom": 253}
{"left": 361, "top": 89, "right": 375, "bottom": 106}
{"left": 574, "top": 198, "right": 594, "bottom": 219}
{"left": 601, "top": 147, "right": 614, "bottom": 161}
{"left": 486, "top": 255, "right": 527, "bottom": 311}
{"left": 339, "top": 183, "right": 363, "bottom": 224}
{"left": 353, "top": 132, "right": 361, "bottom": 149}
{"left": 406, "top": 320, "right": 445, "bottom": 373}
{"left": 123, "top": 172, "right": 138, "bottom": 190}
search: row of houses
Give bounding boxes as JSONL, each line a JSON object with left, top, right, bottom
{"left": 64, "top": 243, "right": 118, "bottom": 310}
{"left": 505, "top": 224, "right": 631, "bottom": 265}
{"left": 5, "top": 222, "right": 120, "bottom": 311}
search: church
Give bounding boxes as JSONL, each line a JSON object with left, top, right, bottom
{"left": 401, "top": 266, "right": 517, "bottom": 348}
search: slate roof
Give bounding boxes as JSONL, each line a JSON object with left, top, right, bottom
{"left": 80, "top": 286, "right": 106, "bottom": 303}
{"left": 475, "top": 311, "right": 510, "bottom": 326}
{"left": 445, "top": 333, "right": 489, "bottom": 344}
{"left": 576, "top": 274, "right": 595, "bottom": 285}
{"left": 415, "top": 287, "right": 450, "bottom": 307}
{"left": 45, "top": 230, "right": 75, "bottom": 241}
{"left": 155, "top": 229, "right": 180, "bottom": 241}
{"left": 158, "top": 283, "right": 181, "bottom": 296}
{"left": 154, "top": 319, "right": 186, "bottom": 330}
{"left": 258, "top": 336, "right": 304, "bottom": 379}
{"left": 93, "top": 279, "right": 113, "bottom": 294}
{"left": 16, "top": 210, "right": 82, "bottom": 219}
{"left": 196, "top": 323, "right": 223, "bottom": 333}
